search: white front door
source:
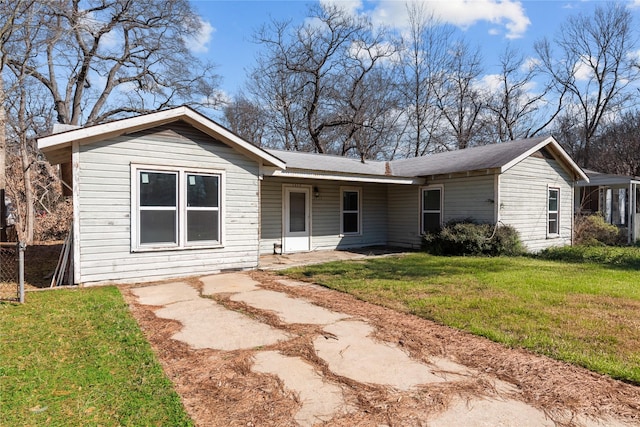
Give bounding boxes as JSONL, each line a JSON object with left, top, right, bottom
{"left": 283, "top": 187, "right": 310, "bottom": 253}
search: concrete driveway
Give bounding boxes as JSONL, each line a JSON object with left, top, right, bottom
{"left": 129, "top": 272, "right": 634, "bottom": 427}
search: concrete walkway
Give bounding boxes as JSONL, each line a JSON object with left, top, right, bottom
{"left": 259, "top": 247, "right": 408, "bottom": 270}
{"left": 130, "top": 272, "right": 627, "bottom": 427}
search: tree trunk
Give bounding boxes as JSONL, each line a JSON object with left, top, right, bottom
{"left": 0, "top": 73, "right": 7, "bottom": 241}
{"left": 19, "top": 136, "right": 34, "bottom": 244}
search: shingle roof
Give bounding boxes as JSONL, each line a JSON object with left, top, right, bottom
{"left": 579, "top": 169, "right": 640, "bottom": 186}
{"left": 388, "top": 136, "right": 551, "bottom": 177}
{"left": 267, "top": 136, "right": 567, "bottom": 179}
{"left": 266, "top": 149, "right": 388, "bottom": 176}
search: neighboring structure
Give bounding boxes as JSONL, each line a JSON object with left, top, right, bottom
{"left": 38, "top": 107, "right": 588, "bottom": 285}
{"left": 576, "top": 170, "right": 639, "bottom": 244}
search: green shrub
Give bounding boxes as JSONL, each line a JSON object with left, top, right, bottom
{"left": 491, "top": 224, "right": 525, "bottom": 256}
{"left": 422, "top": 219, "right": 524, "bottom": 256}
{"left": 574, "top": 214, "right": 625, "bottom": 246}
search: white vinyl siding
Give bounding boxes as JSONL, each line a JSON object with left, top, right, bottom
{"left": 260, "top": 178, "right": 387, "bottom": 254}
{"left": 387, "top": 184, "right": 422, "bottom": 248}
{"left": 76, "top": 123, "right": 260, "bottom": 285}
{"left": 500, "top": 154, "right": 573, "bottom": 252}
{"left": 429, "top": 174, "right": 496, "bottom": 224}
{"left": 388, "top": 175, "right": 496, "bottom": 249}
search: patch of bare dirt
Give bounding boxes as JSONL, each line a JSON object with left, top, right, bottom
{"left": 120, "top": 271, "right": 640, "bottom": 427}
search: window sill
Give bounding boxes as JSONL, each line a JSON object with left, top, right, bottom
{"left": 546, "top": 234, "right": 561, "bottom": 239}
{"left": 132, "top": 243, "right": 224, "bottom": 253}
{"left": 339, "top": 232, "right": 362, "bottom": 237}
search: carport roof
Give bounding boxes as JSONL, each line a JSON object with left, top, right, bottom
{"left": 578, "top": 170, "right": 640, "bottom": 186}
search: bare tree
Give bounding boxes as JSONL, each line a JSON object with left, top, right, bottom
{"left": 535, "top": 2, "right": 639, "bottom": 167}
{"left": 222, "top": 94, "right": 268, "bottom": 147}
{"left": 396, "top": 3, "right": 451, "bottom": 157}
{"left": 1, "top": 0, "right": 39, "bottom": 242}
{"left": 433, "top": 39, "right": 485, "bottom": 150}
{"left": 248, "top": 3, "right": 398, "bottom": 157}
{"left": 3, "top": 2, "right": 62, "bottom": 243}
{"left": 591, "top": 110, "right": 640, "bottom": 176}
{"left": 483, "top": 45, "right": 564, "bottom": 142}
{"left": 338, "top": 63, "right": 404, "bottom": 160}
{"left": 2, "top": 0, "right": 222, "bottom": 243}
{"left": 247, "top": 41, "right": 307, "bottom": 151}
{"left": 0, "top": 0, "right": 22, "bottom": 193}
{"left": 8, "top": 0, "right": 221, "bottom": 127}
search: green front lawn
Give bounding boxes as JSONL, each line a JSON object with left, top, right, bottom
{"left": 283, "top": 252, "right": 640, "bottom": 384}
{"left": 0, "top": 287, "right": 193, "bottom": 426}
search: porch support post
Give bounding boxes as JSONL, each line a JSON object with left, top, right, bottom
{"left": 629, "top": 182, "right": 634, "bottom": 244}
{"left": 632, "top": 182, "right": 638, "bottom": 244}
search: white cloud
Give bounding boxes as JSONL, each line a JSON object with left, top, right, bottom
{"left": 185, "top": 18, "right": 215, "bottom": 53}
{"left": 573, "top": 56, "right": 594, "bottom": 81}
{"left": 630, "top": 0, "right": 640, "bottom": 9}
{"left": 78, "top": 9, "right": 120, "bottom": 51}
{"left": 521, "top": 57, "right": 540, "bottom": 72}
{"left": 348, "top": 39, "right": 398, "bottom": 65}
{"left": 628, "top": 49, "right": 640, "bottom": 64}
{"left": 477, "top": 72, "right": 539, "bottom": 102}
{"left": 478, "top": 73, "right": 503, "bottom": 92}
{"left": 320, "top": 0, "right": 363, "bottom": 16}
{"left": 368, "top": 0, "right": 530, "bottom": 39}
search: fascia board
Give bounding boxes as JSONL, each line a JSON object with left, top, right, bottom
{"left": 37, "top": 106, "right": 286, "bottom": 169}
{"left": 264, "top": 168, "right": 423, "bottom": 185}
{"left": 500, "top": 136, "right": 589, "bottom": 182}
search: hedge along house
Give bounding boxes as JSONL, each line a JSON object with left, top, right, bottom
{"left": 575, "top": 170, "right": 640, "bottom": 244}
{"left": 38, "top": 107, "right": 588, "bottom": 285}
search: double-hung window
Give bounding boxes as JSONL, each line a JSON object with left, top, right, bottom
{"left": 186, "top": 173, "right": 220, "bottom": 242}
{"left": 133, "top": 165, "right": 222, "bottom": 250}
{"left": 548, "top": 187, "right": 559, "bottom": 236}
{"left": 341, "top": 187, "right": 361, "bottom": 235}
{"left": 421, "top": 186, "right": 442, "bottom": 233}
{"left": 139, "top": 171, "right": 178, "bottom": 245}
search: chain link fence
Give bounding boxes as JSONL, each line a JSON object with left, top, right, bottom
{"left": 0, "top": 242, "right": 25, "bottom": 303}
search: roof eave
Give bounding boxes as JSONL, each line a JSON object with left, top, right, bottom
{"left": 37, "top": 107, "right": 285, "bottom": 169}
{"left": 499, "top": 136, "right": 589, "bottom": 182}
{"left": 264, "top": 167, "right": 423, "bottom": 185}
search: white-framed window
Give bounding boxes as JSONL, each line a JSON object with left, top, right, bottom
{"left": 421, "top": 186, "right": 443, "bottom": 233}
{"left": 548, "top": 187, "right": 559, "bottom": 236}
{"left": 138, "top": 170, "right": 179, "bottom": 246}
{"left": 340, "top": 186, "right": 361, "bottom": 235}
{"left": 132, "top": 165, "right": 223, "bottom": 251}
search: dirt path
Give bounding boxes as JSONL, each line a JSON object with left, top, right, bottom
{"left": 121, "top": 271, "right": 640, "bottom": 427}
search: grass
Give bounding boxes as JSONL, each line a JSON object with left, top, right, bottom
{"left": 283, "top": 250, "right": 640, "bottom": 384}
{"left": 0, "top": 286, "right": 193, "bottom": 427}
{"left": 537, "top": 244, "right": 640, "bottom": 269}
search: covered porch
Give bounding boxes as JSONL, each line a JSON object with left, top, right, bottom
{"left": 576, "top": 170, "right": 640, "bottom": 244}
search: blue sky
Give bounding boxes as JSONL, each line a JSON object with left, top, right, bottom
{"left": 189, "top": 0, "right": 640, "bottom": 99}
